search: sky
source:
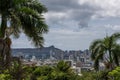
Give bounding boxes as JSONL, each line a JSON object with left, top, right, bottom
{"left": 12, "top": 0, "right": 120, "bottom": 50}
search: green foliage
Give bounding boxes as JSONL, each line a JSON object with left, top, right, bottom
{"left": 0, "top": 0, "right": 48, "bottom": 46}
{"left": 79, "top": 71, "right": 97, "bottom": 80}
{"left": 30, "top": 66, "right": 53, "bottom": 80}
{"left": 89, "top": 32, "right": 120, "bottom": 70}
{"left": 108, "top": 67, "right": 120, "bottom": 80}
{"left": 96, "top": 70, "right": 109, "bottom": 80}
{"left": 0, "top": 74, "right": 11, "bottom": 80}
{"left": 1, "top": 60, "right": 115, "bottom": 80}
{"left": 79, "top": 70, "right": 110, "bottom": 80}
{"left": 0, "top": 0, "right": 48, "bottom": 73}
{"left": 30, "top": 61, "right": 80, "bottom": 80}
{"left": 50, "top": 61, "right": 80, "bottom": 80}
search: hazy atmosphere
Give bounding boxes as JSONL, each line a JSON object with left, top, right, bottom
{"left": 12, "top": 0, "right": 120, "bottom": 50}
{"left": 1, "top": 0, "right": 120, "bottom": 79}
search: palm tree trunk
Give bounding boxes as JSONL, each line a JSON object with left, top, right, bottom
{"left": 0, "top": 14, "right": 12, "bottom": 71}
{"left": 0, "top": 14, "right": 7, "bottom": 38}
{"left": 109, "top": 50, "right": 114, "bottom": 70}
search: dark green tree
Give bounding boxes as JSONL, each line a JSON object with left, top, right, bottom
{"left": 29, "top": 61, "right": 80, "bottom": 80}
{"left": 9, "top": 57, "right": 27, "bottom": 80}
{"left": 89, "top": 32, "right": 120, "bottom": 70}
{"left": 108, "top": 66, "right": 120, "bottom": 80}
{"left": 31, "top": 66, "right": 53, "bottom": 80}
{"left": 0, "top": 0, "right": 48, "bottom": 70}
{"left": 50, "top": 61, "right": 78, "bottom": 80}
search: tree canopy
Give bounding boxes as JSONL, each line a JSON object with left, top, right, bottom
{"left": 0, "top": 0, "right": 48, "bottom": 47}
{"left": 89, "top": 32, "right": 120, "bottom": 70}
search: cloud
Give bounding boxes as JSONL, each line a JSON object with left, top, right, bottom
{"left": 8, "top": 0, "right": 120, "bottom": 50}
{"left": 105, "top": 24, "right": 120, "bottom": 31}
{"left": 41, "top": 0, "right": 98, "bottom": 29}
{"left": 41, "top": 0, "right": 120, "bottom": 29}
{"left": 40, "top": 0, "right": 80, "bottom": 12}
{"left": 79, "top": 0, "right": 120, "bottom": 17}
{"left": 11, "top": 0, "right": 120, "bottom": 50}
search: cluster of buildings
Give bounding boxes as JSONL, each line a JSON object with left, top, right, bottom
{"left": 12, "top": 46, "right": 94, "bottom": 75}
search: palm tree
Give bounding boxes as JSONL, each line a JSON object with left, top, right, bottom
{"left": 51, "top": 61, "right": 77, "bottom": 80}
{"left": 89, "top": 32, "right": 120, "bottom": 70}
{"left": 0, "top": 0, "right": 48, "bottom": 70}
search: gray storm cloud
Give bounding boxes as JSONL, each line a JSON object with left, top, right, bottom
{"left": 40, "top": 0, "right": 120, "bottom": 29}
{"left": 40, "top": 0, "right": 99, "bottom": 29}
{"left": 12, "top": 0, "right": 120, "bottom": 50}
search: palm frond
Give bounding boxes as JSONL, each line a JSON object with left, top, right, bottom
{"left": 23, "top": 0, "right": 47, "bottom": 13}
{"left": 89, "top": 33, "right": 120, "bottom": 70}
{"left": 112, "top": 45, "right": 120, "bottom": 66}
{"left": 91, "top": 45, "right": 102, "bottom": 60}
{"left": 22, "top": 20, "right": 44, "bottom": 47}
{"left": 89, "top": 39, "right": 103, "bottom": 59}
{"left": 94, "top": 49, "right": 105, "bottom": 70}
{"left": 89, "top": 39, "right": 103, "bottom": 51}
{"left": 112, "top": 32, "right": 120, "bottom": 41}
{"left": 10, "top": 11, "right": 21, "bottom": 38}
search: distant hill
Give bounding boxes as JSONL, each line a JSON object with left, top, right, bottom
{"left": 12, "top": 46, "right": 64, "bottom": 59}
{"left": 12, "top": 46, "right": 90, "bottom": 60}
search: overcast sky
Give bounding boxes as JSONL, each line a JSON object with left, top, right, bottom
{"left": 12, "top": 0, "right": 120, "bottom": 50}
